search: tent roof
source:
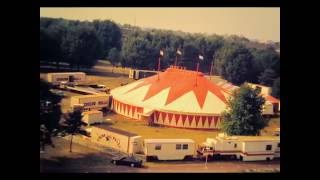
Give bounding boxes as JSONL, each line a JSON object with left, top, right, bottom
{"left": 111, "top": 67, "right": 229, "bottom": 114}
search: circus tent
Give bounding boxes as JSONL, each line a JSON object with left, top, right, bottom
{"left": 110, "top": 66, "right": 280, "bottom": 130}
{"left": 110, "top": 66, "right": 231, "bottom": 130}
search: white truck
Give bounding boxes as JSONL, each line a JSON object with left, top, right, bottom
{"left": 82, "top": 110, "right": 104, "bottom": 125}
{"left": 46, "top": 72, "right": 86, "bottom": 86}
{"left": 70, "top": 94, "right": 110, "bottom": 111}
{"left": 143, "top": 139, "right": 195, "bottom": 161}
{"left": 90, "top": 125, "right": 143, "bottom": 155}
{"left": 197, "top": 133, "right": 280, "bottom": 161}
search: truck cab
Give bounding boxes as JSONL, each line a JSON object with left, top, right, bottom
{"left": 197, "top": 138, "right": 216, "bottom": 157}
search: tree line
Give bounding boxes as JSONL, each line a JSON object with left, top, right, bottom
{"left": 40, "top": 17, "right": 279, "bottom": 98}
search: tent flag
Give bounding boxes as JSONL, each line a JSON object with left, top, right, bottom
{"left": 160, "top": 50, "right": 164, "bottom": 57}
{"left": 177, "top": 49, "right": 182, "bottom": 55}
{"left": 199, "top": 54, "right": 204, "bottom": 60}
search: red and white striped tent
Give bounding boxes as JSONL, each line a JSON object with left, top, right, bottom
{"left": 110, "top": 67, "right": 232, "bottom": 130}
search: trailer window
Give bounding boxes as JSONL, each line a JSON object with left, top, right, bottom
{"left": 183, "top": 144, "right": 188, "bottom": 150}
{"left": 266, "top": 145, "right": 272, "bottom": 151}
{"left": 234, "top": 143, "right": 237, "bottom": 148}
{"left": 176, "top": 144, "right": 182, "bottom": 150}
{"left": 155, "top": 145, "right": 161, "bottom": 150}
{"left": 277, "top": 143, "right": 280, "bottom": 148}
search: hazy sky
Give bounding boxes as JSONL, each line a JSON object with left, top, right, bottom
{"left": 40, "top": 8, "right": 280, "bottom": 42}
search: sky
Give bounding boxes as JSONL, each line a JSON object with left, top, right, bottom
{"left": 40, "top": 8, "right": 280, "bottom": 42}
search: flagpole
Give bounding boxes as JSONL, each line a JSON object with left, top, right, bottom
{"left": 209, "top": 60, "right": 213, "bottom": 80}
{"left": 175, "top": 55, "right": 177, "bottom": 67}
{"left": 157, "top": 56, "right": 161, "bottom": 80}
{"left": 196, "top": 59, "right": 199, "bottom": 86}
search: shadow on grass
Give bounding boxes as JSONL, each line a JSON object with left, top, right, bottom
{"left": 40, "top": 153, "right": 111, "bottom": 173}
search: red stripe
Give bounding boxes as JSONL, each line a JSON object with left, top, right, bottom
{"left": 201, "top": 116, "right": 206, "bottom": 127}
{"left": 153, "top": 123, "right": 220, "bottom": 130}
{"left": 205, "top": 150, "right": 278, "bottom": 156}
{"left": 207, "top": 116, "right": 213, "bottom": 127}
{"left": 168, "top": 113, "right": 173, "bottom": 124}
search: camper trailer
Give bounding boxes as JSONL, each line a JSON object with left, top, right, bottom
{"left": 90, "top": 125, "right": 143, "bottom": 155}
{"left": 143, "top": 139, "right": 195, "bottom": 161}
{"left": 70, "top": 94, "right": 110, "bottom": 111}
{"left": 197, "top": 133, "right": 280, "bottom": 161}
{"left": 46, "top": 72, "right": 86, "bottom": 86}
{"left": 82, "top": 110, "right": 104, "bottom": 125}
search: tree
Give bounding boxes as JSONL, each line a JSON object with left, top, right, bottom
{"left": 92, "top": 20, "right": 122, "bottom": 58}
{"left": 61, "top": 24, "right": 102, "bottom": 70}
{"left": 258, "top": 68, "right": 277, "bottom": 86}
{"left": 65, "top": 109, "right": 84, "bottom": 153}
{"left": 40, "top": 79, "right": 62, "bottom": 151}
{"left": 108, "top": 48, "right": 121, "bottom": 72}
{"left": 272, "top": 77, "right": 280, "bottom": 99}
{"left": 250, "top": 48, "right": 280, "bottom": 83}
{"left": 215, "top": 44, "right": 254, "bottom": 85}
{"left": 221, "top": 85, "right": 267, "bottom": 135}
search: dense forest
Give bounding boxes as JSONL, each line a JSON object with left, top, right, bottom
{"left": 40, "top": 17, "right": 280, "bottom": 98}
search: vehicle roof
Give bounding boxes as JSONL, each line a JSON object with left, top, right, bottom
{"left": 82, "top": 110, "right": 102, "bottom": 115}
{"left": 71, "top": 94, "right": 109, "bottom": 99}
{"left": 217, "top": 136, "right": 280, "bottom": 142}
{"left": 48, "top": 72, "right": 85, "bottom": 75}
{"left": 144, "top": 139, "right": 195, "bottom": 143}
{"left": 93, "top": 124, "right": 139, "bottom": 137}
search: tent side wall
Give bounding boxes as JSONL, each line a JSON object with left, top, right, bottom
{"left": 111, "top": 97, "right": 222, "bottom": 130}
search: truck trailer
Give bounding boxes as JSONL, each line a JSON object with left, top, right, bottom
{"left": 197, "top": 133, "right": 280, "bottom": 161}
{"left": 46, "top": 72, "right": 86, "bottom": 86}
{"left": 90, "top": 125, "right": 143, "bottom": 155}
{"left": 129, "top": 69, "right": 158, "bottom": 80}
{"left": 70, "top": 94, "right": 110, "bottom": 111}
{"left": 143, "top": 139, "right": 195, "bottom": 161}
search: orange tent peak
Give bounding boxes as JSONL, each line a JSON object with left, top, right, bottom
{"left": 125, "top": 67, "right": 227, "bottom": 109}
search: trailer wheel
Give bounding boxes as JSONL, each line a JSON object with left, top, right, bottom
{"left": 266, "top": 157, "right": 271, "bottom": 161}
{"left": 239, "top": 156, "right": 243, "bottom": 161}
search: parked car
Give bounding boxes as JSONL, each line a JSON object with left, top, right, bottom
{"left": 111, "top": 156, "right": 143, "bottom": 168}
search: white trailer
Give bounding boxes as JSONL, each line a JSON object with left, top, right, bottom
{"left": 70, "top": 94, "right": 110, "bottom": 111}
{"left": 46, "top": 72, "right": 86, "bottom": 85}
{"left": 82, "top": 110, "right": 104, "bottom": 125}
{"left": 90, "top": 125, "right": 143, "bottom": 155}
{"left": 128, "top": 69, "right": 158, "bottom": 80}
{"left": 197, "top": 133, "right": 280, "bottom": 161}
{"left": 262, "top": 102, "right": 275, "bottom": 116}
{"left": 143, "top": 139, "right": 195, "bottom": 161}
